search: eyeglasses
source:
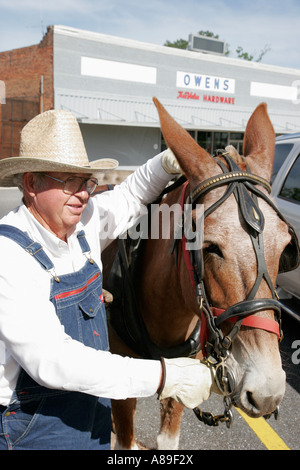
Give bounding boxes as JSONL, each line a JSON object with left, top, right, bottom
{"left": 41, "top": 174, "right": 98, "bottom": 195}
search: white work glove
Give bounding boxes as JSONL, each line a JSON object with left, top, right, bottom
{"left": 161, "top": 148, "right": 181, "bottom": 174}
{"left": 157, "top": 357, "right": 215, "bottom": 409}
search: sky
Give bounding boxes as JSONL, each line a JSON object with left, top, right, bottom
{"left": 0, "top": 0, "right": 299, "bottom": 70}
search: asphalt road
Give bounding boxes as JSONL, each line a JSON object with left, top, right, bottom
{"left": 128, "top": 313, "right": 300, "bottom": 451}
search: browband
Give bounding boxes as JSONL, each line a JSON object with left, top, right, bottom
{"left": 191, "top": 171, "right": 271, "bottom": 204}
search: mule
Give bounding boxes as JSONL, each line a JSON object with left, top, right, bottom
{"left": 102, "top": 98, "right": 299, "bottom": 450}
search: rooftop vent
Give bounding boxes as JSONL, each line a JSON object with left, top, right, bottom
{"left": 187, "top": 34, "right": 225, "bottom": 55}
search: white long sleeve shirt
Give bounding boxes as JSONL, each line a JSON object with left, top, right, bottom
{"left": 0, "top": 153, "right": 173, "bottom": 406}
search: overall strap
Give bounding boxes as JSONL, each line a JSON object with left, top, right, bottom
{"left": 0, "top": 225, "right": 93, "bottom": 271}
{"left": 0, "top": 224, "right": 54, "bottom": 271}
{"left": 76, "top": 230, "right": 91, "bottom": 254}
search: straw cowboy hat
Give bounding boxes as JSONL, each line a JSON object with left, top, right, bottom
{"left": 0, "top": 109, "right": 119, "bottom": 187}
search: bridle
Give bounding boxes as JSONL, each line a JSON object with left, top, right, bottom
{"left": 173, "top": 151, "right": 300, "bottom": 427}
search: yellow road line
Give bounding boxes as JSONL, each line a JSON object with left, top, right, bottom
{"left": 236, "top": 408, "right": 290, "bottom": 450}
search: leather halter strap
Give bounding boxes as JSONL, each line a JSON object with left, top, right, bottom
{"left": 178, "top": 180, "right": 281, "bottom": 344}
{"left": 191, "top": 171, "right": 271, "bottom": 202}
{"left": 213, "top": 307, "right": 280, "bottom": 337}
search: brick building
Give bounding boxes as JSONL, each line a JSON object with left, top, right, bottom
{"left": 1, "top": 25, "right": 300, "bottom": 165}
{"left": 0, "top": 27, "right": 54, "bottom": 158}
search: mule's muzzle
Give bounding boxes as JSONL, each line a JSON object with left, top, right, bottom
{"left": 238, "top": 367, "right": 286, "bottom": 418}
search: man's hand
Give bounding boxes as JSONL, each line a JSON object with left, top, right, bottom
{"left": 161, "top": 148, "right": 181, "bottom": 174}
{"left": 157, "top": 357, "right": 216, "bottom": 409}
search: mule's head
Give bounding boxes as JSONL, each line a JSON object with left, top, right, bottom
{"left": 153, "top": 97, "right": 293, "bottom": 418}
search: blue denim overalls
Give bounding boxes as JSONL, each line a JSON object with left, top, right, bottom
{"left": 0, "top": 225, "right": 111, "bottom": 450}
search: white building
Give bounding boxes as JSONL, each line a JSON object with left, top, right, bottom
{"left": 52, "top": 25, "right": 300, "bottom": 166}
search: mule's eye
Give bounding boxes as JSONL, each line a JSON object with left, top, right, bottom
{"left": 204, "top": 243, "right": 223, "bottom": 258}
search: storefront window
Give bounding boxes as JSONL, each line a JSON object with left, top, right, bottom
{"left": 230, "top": 132, "right": 244, "bottom": 141}
{"left": 197, "top": 132, "right": 213, "bottom": 153}
{"left": 214, "top": 132, "right": 229, "bottom": 153}
{"left": 188, "top": 130, "right": 195, "bottom": 139}
{"left": 160, "top": 134, "right": 167, "bottom": 152}
{"left": 161, "top": 130, "right": 245, "bottom": 157}
{"left": 229, "top": 132, "right": 244, "bottom": 154}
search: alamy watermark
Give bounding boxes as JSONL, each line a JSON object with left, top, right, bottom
{"left": 100, "top": 202, "right": 204, "bottom": 250}
{"left": 0, "top": 81, "right": 5, "bottom": 104}
{"left": 291, "top": 340, "right": 300, "bottom": 365}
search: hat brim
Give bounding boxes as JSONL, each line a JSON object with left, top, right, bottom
{"left": 0, "top": 157, "right": 119, "bottom": 187}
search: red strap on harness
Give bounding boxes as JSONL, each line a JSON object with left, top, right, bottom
{"left": 211, "top": 307, "right": 280, "bottom": 338}
{"left": 177, "top": 182, "right": 281, "bottom": 355}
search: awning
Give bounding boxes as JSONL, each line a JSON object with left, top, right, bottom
{"left": 55, "top": 88, "right": 300, "bottom": 133}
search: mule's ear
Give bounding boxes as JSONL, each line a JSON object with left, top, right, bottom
{"left": 243, "top": 103, "right": 275, "bottom": 182}
{"left": 153, "top": 97, "right": 219, "bottom": 181}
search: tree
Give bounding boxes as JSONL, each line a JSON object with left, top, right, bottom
{"left": 164, "top": 30, "right": 270, "bottom": 63}
{"left": 164, "top": 39, "right": 188, "bottom": 49}
{"left": 236, "top": 44, "right": 271, "bottom": 62}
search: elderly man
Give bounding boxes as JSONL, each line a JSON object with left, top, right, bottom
{"left": 0, "top": 109, "right": 214, "bottom": 450}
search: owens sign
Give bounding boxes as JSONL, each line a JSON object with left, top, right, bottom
{"left": 177, "top": 71, "right": 235, "bottom": 94}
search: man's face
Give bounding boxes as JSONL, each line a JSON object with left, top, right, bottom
{"left": 25, "top": 172, "right": 93, "bottom": 241}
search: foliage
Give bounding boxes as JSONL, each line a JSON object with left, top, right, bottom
{"left": 164, "top": 39, "right": 188, "bottom": 49}
{"left": 236, "top": 44, "right": 271, "bottom": 62}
